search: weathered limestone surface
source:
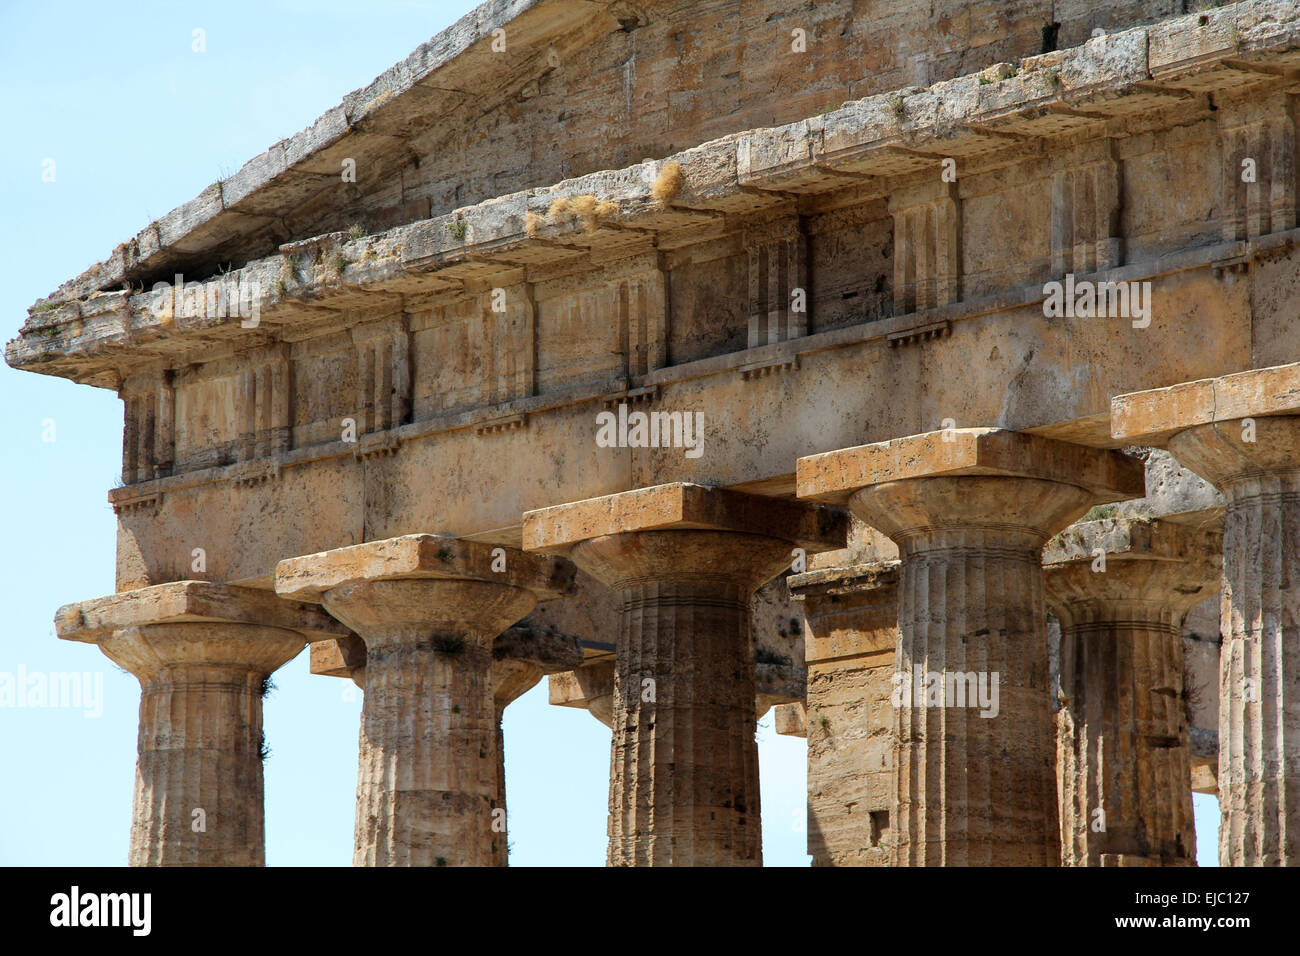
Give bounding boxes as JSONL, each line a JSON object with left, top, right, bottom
{"left": 276, "top": 535, "right": 573, "bottom": 866}
{"left": 56, "top": 582, "right": 342, "bottom": 865}
{"left": 791, "top": 561, "right": 899, "bottom": 867}
{"left": 550, "top": 659, "right": 617, "bottom": 727}
{"left": 1114, "top": 365, "right": 1300, "bottom": 866}
{"left": 14, "top": 0, "right": 1196, "bottom": 310}
{"left": 18, "top": 0, "right": 1300, "bottom": 869}
{"left": 800, "top": 428, "right": 1144, "bottom": 865}
{"left": 525, "top": 483, "right": 845, "bottom": 865}
{"left": 773, "top": 701, "right": 806, "bottom": 736}
{"left": 1044, "top": 517, "right": 1220, "bottom": 866}
{"left": 5, "top": 4, "right": 1299, "bottom": 598}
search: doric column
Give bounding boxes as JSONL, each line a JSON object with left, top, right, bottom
{"left": 1114, "top": 362, "right": 1300, "bottom": 865}
{"left": 276, "top": 534, "right": 573, "bottom": 867}
{"left": 789, "top": 561, "right": 900, "bottom": 867}
{"left": 524, "top": 483, "right": 846, "bottom": 866}
{"left": 799, "top": 428, "right": 1143, "bottom": 866}
{"left": 1043, "top": 516, "right": 1220, "bottom": 866}
{"left": 55, "top": 582, "right": 344, "bottom": 866}
{"left": 306, "top": 622, "right": 582, "bottom": 867}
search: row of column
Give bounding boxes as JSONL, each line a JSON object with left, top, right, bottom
{"left": 56, "top": 363, "right": 1300, "bottom": 865}
{"left": 790, "top": 517, "right": 1220, "bottom": 867}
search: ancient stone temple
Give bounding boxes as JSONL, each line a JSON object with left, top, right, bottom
{"left": 10, "top": 0, "right": 1300, "bottom": 866}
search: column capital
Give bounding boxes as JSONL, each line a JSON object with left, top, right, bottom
{"left": 55, "top": 581, "right": 339, "bottom": 682}
{"left": 276, "top": 536, "right": 575, "bottom": 645}
{"left": 1113, "top": 364, "right": 1300, "bottom": 489}
{"left": 572, "top": 530, "right": 799, "bottom": 593}
{"left": 309, "top": 622, "right": 585, "bottom": 687}
{"left": 549, "top": 660, "right": 616, "bottom": 728}
{"left": 310, "top": 634, "right": 368, "bottom": 679}
{"left": 54, "top": 582, "right": 326, "bottom": 866}
{"left": 57, "top": 580, "right": 347, "bottom": 645}
{"left": 797, "top": 428, "right": 1144, "bottom": 506}
{"left": 798, "top": 429, "right": 1143, "bottom": 551}
{"left": 1044, "top": 516, "right": 1222, "bottom": 625}
{"left": 788, "top": 559, "right": 900, "bottom": 599}
{"left": 523, "top": 484, "right": 835, "bottom": 865}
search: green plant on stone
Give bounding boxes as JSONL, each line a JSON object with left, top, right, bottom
{"left": 1082, "top": 504, "right": 1118, "bottom": 522}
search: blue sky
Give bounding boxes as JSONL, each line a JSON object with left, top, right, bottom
{"left": 0, "top": 0, "right": 1215, "bottom": 867}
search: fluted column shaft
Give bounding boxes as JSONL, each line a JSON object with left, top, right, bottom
{"left": 322, "top": 578, "right": 534, "bottom": 867}
{"left": 276, "top": 535, "right": 571, "bottom": 867}
{"left": 611, "top": 576, "right": 755, "bottom": 866}
{"left": 1219, "top": 470, "right": 1300, "bottom": 864}
{"left": 100, "top": 622, "right": 304, "bottom": 866}
{"left": 1167, "top": 418, "right": 1300, "bottom": 865}
{"left": 896, "top": 525, "right": 1056, "bottom": 865}
{"left": 1218, "top": 471, "right": 1300, "bottom": 864}
{"left": 569, "top": 530, "right": 793, "bottom": 866}
{"left": 1055, "top": 599, "right": 1198, "bottom": 865}
{"left": 356, "top": 622, "right": 495, "bottom": 867}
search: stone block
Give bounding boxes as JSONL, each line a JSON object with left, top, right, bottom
{"left": 797, "top": 427, "right": 1145, "bottom": 505}
{"left": 56, "top": 581, "right": 347, "bottom": 644}
{"left": 275, "top": 534, "right": 574, "bottom": 602}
